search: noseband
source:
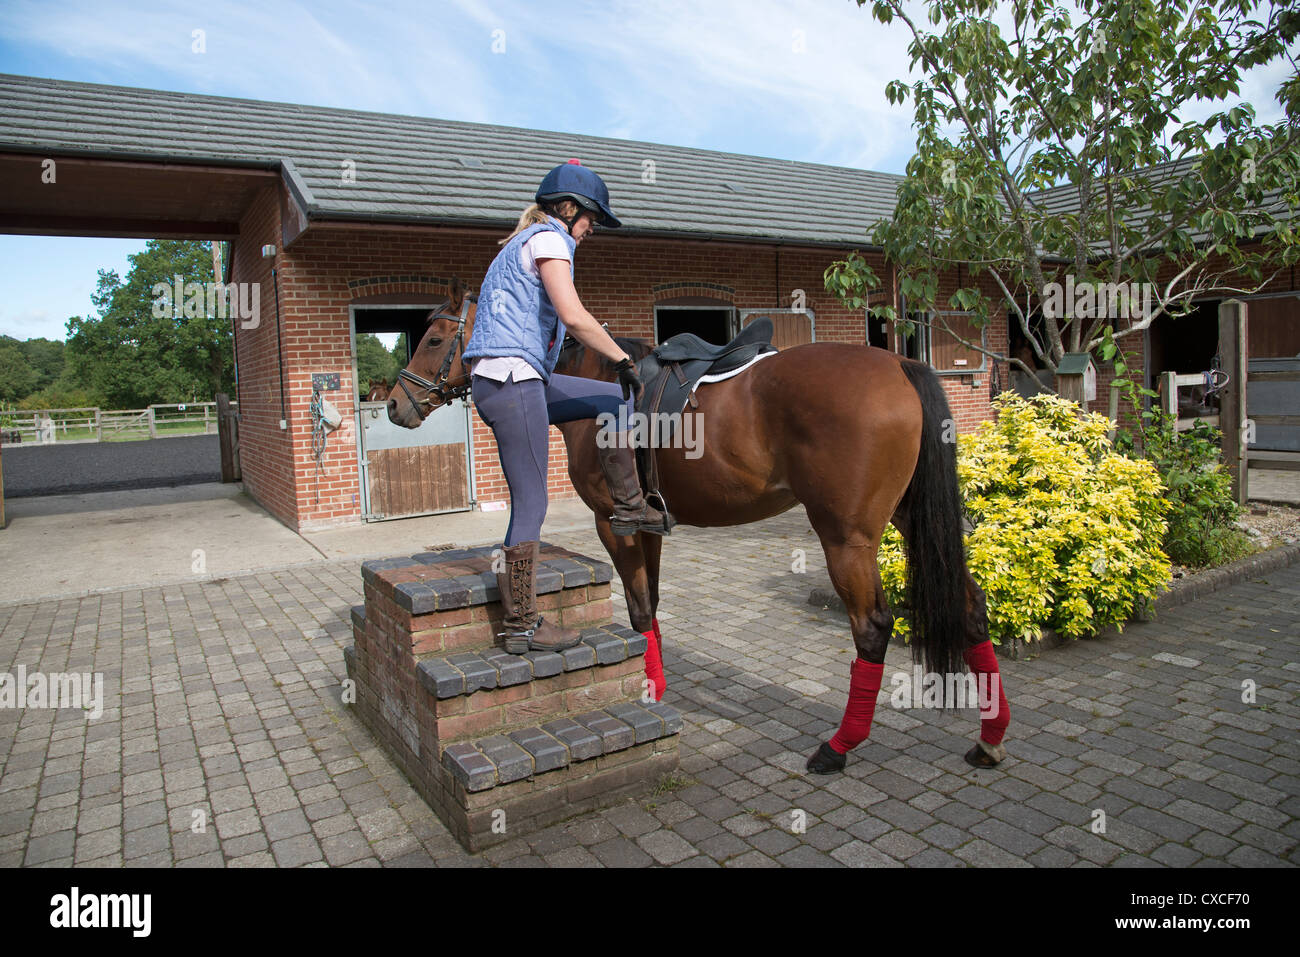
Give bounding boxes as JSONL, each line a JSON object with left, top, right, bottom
{"left": 396, "top": 296, "right": 474, "bottom": 418}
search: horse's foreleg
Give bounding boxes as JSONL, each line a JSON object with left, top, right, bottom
{"left": 641, "top": 532, "right": 666, "bottom": 695}
{"left": 593, "top": 517, "right": 665, "bottom": 701}
{"left": 806, "top": 537, "right": 893, "bottom": 775}
{"left": 961, "top": 575, "right": 1009, "bottom": 768}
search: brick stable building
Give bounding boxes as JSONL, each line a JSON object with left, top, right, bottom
{"left": 1, "top": 74, "right": 1293, "bottom": 531}
{"left": 228, "top": 196, "right": 1009, "bottom": 531}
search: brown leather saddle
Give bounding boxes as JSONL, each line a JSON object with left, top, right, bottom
{"left": 632, "top": 317, "right": 776, "bottom": 504}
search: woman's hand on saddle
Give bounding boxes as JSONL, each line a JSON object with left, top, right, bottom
{"left": 614, "top": 357, "right": 643, "bottom": 403}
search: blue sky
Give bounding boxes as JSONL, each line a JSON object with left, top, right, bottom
{"left": 0, "top": 0, "right": 1292, "bottom": 341}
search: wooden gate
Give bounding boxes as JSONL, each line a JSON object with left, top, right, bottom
{"left": 97, "top": 409, "right": 153, "bottom": 440}
{"left": 357, "top": 400, "right": 472, "bottom": 521}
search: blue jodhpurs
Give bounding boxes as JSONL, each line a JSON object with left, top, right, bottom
{"left": 472, "top": 371, "right": 633, "bottom": 545}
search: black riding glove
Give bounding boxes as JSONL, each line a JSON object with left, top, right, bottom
{"left": 614, "top": 358, "right": 643, "bottom": 402}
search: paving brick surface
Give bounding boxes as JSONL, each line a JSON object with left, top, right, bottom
{"left": 0, "top": 507, "right": 1296, "bottom": 867}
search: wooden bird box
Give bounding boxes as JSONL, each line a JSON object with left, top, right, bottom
{"left": 1057, "top": 352, "right": 1096, "bottom": 405}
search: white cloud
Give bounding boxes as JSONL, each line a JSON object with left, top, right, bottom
{"left": 0, "top": 308, "right": 56, "bottom": 339}
{"left": 430, "top": 0, "right": 922, "bottom": 170}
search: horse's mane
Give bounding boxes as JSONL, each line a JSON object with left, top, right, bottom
{"left": 558, "top": 334, "right": 654, "bottom": 378}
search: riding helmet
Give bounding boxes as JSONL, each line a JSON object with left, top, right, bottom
{"left": 536, "top": 159, "right": 622, "bottom": 228}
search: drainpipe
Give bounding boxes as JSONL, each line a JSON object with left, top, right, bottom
{"left": 263, "top": 244, "right": 288, "bottom": 431}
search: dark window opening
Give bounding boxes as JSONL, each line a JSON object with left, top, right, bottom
{"left": 1151, "top": 300, "right": 1220, "bottom": 377}
{"left": 1007, "top": 310, "right": 1052, "bottom": 370}
{"left": 867, "top": 312, "right": 889, "bottom": 349}
{"left": 897, "top": 312, "right": 928, "bottom": 361}
{"left": 354, "top": 307, "right": 433, "bottom": 400}
{"left": 655, "top": 308, "right": 732, "bottom": 345}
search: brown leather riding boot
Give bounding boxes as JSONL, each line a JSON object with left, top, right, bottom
{"left": 596, "top": 443, "right": 673, "bottom": 536}
{"left": 495, "top": 541, "right": 582, "bottom": 654}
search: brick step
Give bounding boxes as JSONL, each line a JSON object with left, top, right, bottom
{"left": 349, "top": 598, "right": 628, "bottom": 659}
{"left": 347, "top": 611, "right": 654, "bottom": 747}
{"left": 412, "top": 622, "right": 648, "bottom": 700}
{"left": 361, "top": 542, "right": 611, "bottom": 617}
{"left": 442, "top": 702, "right": 683, "bottom": 794}
{"left": 343, "top": 542, "right": 679, "bottom": 852}
{"left": 356, "top": 542, "right": 614, "bottom": 658}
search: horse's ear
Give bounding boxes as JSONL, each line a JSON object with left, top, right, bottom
{"left": 449, "top": 276, "right": 466, "bottom": 312}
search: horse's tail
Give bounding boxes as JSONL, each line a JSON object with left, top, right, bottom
{"left": 896, "top": 359, "right": 970, "bottom": 682}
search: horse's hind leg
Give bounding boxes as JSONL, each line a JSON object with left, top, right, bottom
{"left": 960, "top": 573, "right": 1010, "bottom": 768}
{"left": 805, "top": 531, "right": 894, "bottom": 775}
{"left": 893, "top": 503, "right": 1010, "bottom": 769}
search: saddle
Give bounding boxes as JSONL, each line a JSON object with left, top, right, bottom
{"left": 634, "top": 317, "right": 776, "bottom": 419}
{"left": 631, "top": 317, "right": 777, "bottom": 505}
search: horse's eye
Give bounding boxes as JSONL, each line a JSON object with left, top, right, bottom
{"left": 427, "top": 338, "right": 443, "bottom": 348}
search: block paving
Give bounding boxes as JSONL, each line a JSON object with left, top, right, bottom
{"left": 0, "top": 507, "right": 1296, "bottom": 867}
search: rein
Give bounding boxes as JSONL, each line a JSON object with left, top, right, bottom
{"left": 396, "top": 296, "right": 474, "bottom": 417}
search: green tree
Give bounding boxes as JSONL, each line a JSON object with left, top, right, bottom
{"left": 826, "top": 0, "right": 1299, "bottom": 391}
{"left": 0, "top": 337, "right": 38, "bottom": 401}
{"left": 16, "top": 338, "right": 65, "bottom": 392}
{"left": 64, "top": 240, "right": 234, "bottom": 407}
{"left": 356, "top": 333, "right": 398, "bottom": 393}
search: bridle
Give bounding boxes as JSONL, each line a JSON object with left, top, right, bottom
{"left": 395, "top": 295, "right": 474, "bottom": 418}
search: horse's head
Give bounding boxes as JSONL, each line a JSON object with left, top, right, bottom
{"left": 388, "top": 278, "right": 477, "bottom": 429}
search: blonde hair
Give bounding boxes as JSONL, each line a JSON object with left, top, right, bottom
{"left": 500, "top": 200, "right": 579, "bottom": 245}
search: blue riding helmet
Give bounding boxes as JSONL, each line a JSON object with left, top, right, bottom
{"left": 536, "top": 159, "right": 622, "bottom": 228}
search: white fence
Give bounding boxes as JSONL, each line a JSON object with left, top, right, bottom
{"left": 0, "top": 403, "right": 221, "bottom": 445}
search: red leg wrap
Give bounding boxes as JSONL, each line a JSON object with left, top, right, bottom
{"left": 642, "top": 625, "right": 665, "bottom": 702}
{"left": 964, "top": 640, "right": 1010, "bottom": 746}
{"left": 828, "top": 659, "right": 885, "bottom": 754}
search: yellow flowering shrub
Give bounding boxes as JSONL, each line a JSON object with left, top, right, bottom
{"left": 879, "top": 393, "right": 1171, "bottom": 643}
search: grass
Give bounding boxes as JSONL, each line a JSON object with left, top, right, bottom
{"left": 4, "top": 421, "right": 215, "bottom": 443}
{"left": 642, "top": 772, "right": 695, "bottom": 810}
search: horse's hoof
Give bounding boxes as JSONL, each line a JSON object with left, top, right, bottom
{"left": 963, "top": 740, "right": 1006, "bottom": 769}
{"left": 806, "top": 741, "right": 846, "bottom": 775}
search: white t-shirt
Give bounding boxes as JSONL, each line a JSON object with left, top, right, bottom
{"left": 473, "top": 222, "right": 574, "bottom": 383}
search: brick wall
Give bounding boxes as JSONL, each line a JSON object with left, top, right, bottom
{"left": 229, "top": 186, "right": 301, "bottom": 529}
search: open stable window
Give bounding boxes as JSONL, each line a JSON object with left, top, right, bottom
{"left": 654, "top": 303, "right": 737, "bottom": 345}
{"left": 893, "top": 312, "right": 930, "bottom": 361}
{"left": 866, "top": 309, "right": 890, "bottom": 348}
{"left": 925, "top": 310, "right": 987, "bottom": 374}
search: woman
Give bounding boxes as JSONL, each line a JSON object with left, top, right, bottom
{"left": 463, "top": 159, "right": 670, "bottom": 657}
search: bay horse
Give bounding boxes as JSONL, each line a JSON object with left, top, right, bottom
{"left": 365, "top": 379, "right": 391, "bottom": 402}
{"left": 387, "top": 285, "right": 1010, "bottom": 774}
